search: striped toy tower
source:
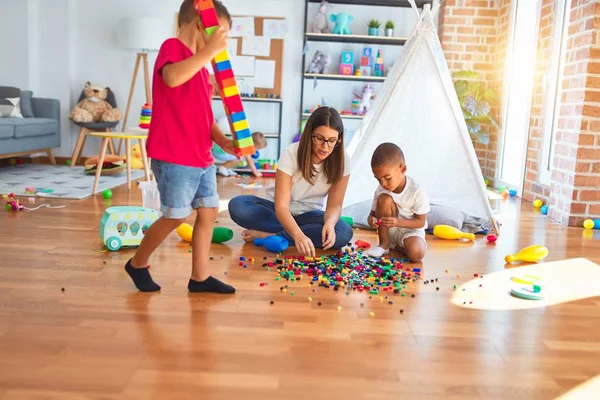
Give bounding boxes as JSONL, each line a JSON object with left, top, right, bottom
{"left": 194, "top": 0, "right": 255, "bottom": 157}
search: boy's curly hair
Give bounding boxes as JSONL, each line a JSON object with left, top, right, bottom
{"left": 371, "top": 142, "right": 405, "bottom": 168}
{"left": 178, "top": 0, "right": 232, "bottom": 28}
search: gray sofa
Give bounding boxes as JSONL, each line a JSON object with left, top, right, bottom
{"left": 0, "top": 86, "right": 60, "bottom": 164}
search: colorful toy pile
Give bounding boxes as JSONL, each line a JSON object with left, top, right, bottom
{"left": 194, "top": 0, "right": 255, "bottom": 157}
{"left": 139, "top": 103, "right": 152, "bottom": 129}
{"left": 267, "top": 249, "right": 422, "bottom": 294}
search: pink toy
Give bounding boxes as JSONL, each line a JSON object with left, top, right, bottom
{"left": 487, "top": 234, "right": 497, "bottom": 243}
{"left": 4, "top": 193, "right": 24, "bottom": 211}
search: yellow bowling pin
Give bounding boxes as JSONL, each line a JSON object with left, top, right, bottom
{"left": 505, "top": 245, "right": 549, "bottom": 263}
{"left": 432, "top": 225, "right": 475, "bottom": 241}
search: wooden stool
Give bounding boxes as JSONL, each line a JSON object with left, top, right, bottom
{"left": 88, "top": 132, "right": 152, "bottom": 196}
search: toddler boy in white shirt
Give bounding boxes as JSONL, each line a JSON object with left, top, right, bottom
{"left": 366, "top": 143, "right": 430, "bottom": 262}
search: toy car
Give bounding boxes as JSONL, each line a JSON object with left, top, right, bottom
{"left": 100, "top": 206, "right": 159, "bottom": 251}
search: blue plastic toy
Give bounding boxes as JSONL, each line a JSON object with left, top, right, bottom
{"left": 254, "top": 235, "right": 289, "bottom": 253}
{"left": 509, "top": 189, "right": 517, "bottom": 197}
{"left": 331, "top": 13, "right": 354, "bottom": 35}
{"left": 540, "top": 205, "right": 548, "bottom": 215}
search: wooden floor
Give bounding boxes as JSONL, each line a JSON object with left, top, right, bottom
{"left": 1, "top": 175, "right": 600, "bottom": 400}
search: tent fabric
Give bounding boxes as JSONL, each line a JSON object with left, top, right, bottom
{"left": 342, "top": 5, "right": 496, "bottom": 228}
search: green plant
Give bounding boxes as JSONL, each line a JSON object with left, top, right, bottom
{"left": 385, "top": 20, "right": 394, "bottom": 29}
{"left": 452, "top": 70, "right": 499, "bottom": 145}
{"left": 368, "top": 19, "right": 381, "bottom": 28}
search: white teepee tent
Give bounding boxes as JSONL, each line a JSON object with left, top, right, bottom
{"left": 342, "top": 1, "right": 499, "bottom": 233}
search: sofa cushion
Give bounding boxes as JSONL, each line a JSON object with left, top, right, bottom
{"left": 20, "top": 90, "right": 34, "bottom": 118}
{"left": 0, "top": 119, "right": 15, "bottom": 139}
{"left": 11, "top": 118, "right": 58, "bottom": 138}
{"left": 0, "top": 86, "right": 23, "bottom": 118}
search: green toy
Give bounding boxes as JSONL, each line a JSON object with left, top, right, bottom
{"left": 341, "top": 216, "right": 354, "bottom": 227}
{"left": 212, "top": 227, "right": 234, "bottom": 243}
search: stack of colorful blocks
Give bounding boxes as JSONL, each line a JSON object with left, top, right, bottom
{"left": 139, "top": 103, "right": 152, "bottom": 129}
{"left": 360, "top": 48, "right": 373, "bottom": 76}
{"left": 374, "top": 50, "right": 385, "bottom": 77}
{"left": 194, "top": 0, "right": 255, "bottom": 157}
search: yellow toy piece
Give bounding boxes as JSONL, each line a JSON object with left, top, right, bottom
{"left": 127, "top": 144, "right": 144, "bottom": 169}
{"left": 432, "top": 225, "right": 475, "bottom": 241}
{"left": 176, "top": 223, "right": 194, "bottom": 242}
{"left": 533, "top": 199, "right": 543, "bottom": 208}
{"left": 505, "top": 245, "right": 549, "bottom": 264}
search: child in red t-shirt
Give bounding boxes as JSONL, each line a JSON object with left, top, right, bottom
{"left": 125, "top": 0, "right": 237, "bottom": 294}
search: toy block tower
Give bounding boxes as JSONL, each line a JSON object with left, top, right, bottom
{"left": 374, "top": 50, "right": 385, "bottom": 77}
{"left": 340, "top": 51, "right": 354, "bottom": 76}
{"left": 359, "top": 47, "right": 373, "bottom": 76}
{"left": 194, "top": 0, "right": 255, "bottom": 157}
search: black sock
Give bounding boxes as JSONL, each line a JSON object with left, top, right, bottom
{"left": 188, "top": 276, "right": 235, "bottom": 294}
{"left": 125, "top": 259, "right": 161, "bottom": 292}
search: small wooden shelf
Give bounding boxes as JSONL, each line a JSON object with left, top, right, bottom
{"left": 212, "top": 96, "right": 283, "bottom": 104}
{"left": 307, "top": 0, "right": 430, "bottom": 6}
{"left": 304, "top": 73, "right": 386, "bottom": 82}
{"left": 305, "top": 32, "right": 407, "bottom": 45}
{"left": 302, "top": 112, "right": 363, "bottom": 120}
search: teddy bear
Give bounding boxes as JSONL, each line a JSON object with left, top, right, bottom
{"left": 306, "top": 50, "right": 331, "bottom": 74}
{"left": 69, "top": 82, "right": 122, "bottom": 123}
{"left": 312, "top": 1, "right": 330, "bottom": 33}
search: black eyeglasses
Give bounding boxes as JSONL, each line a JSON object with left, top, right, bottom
{"left": 312, "top": 134, "right": 340, "bottom": 148}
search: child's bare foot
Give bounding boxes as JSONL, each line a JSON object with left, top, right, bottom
{"left": 241, "top": 230, "right": 271, "bottom": 243}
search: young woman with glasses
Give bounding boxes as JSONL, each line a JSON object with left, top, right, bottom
{"left": 228, "top": 106, "right": 353, "bottom": 256}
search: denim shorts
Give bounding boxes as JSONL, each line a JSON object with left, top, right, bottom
{"left": 151, "top": 159, "right": 219, "bottom": 219}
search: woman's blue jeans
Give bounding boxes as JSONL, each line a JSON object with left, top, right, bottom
{"left": 228, "top": 195, "right": 353, "bottom": 249}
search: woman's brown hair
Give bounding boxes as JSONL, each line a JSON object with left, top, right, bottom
{"left": 297, "top": 106, "right": 345, "bottom": 186}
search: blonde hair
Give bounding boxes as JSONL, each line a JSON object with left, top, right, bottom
{"left": 252, "top": 132, "right": 267, "bottom": 150}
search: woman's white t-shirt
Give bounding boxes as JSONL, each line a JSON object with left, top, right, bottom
{"left": 266, "top": 142, "right": 352, "bottom": 215}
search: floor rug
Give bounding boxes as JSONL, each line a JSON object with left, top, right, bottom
{"left": 0, "top": 164, "right": 145, "bottom": 200}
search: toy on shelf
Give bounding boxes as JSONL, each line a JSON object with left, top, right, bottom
{"left": 540, "top": 205, "right": 549, "bottom": 215}
{"left": 176, "top": 223, "right": 234, "bottom": 244}
{"left": 505, "top": 245, "right": 549, "bottom": 264}
{"left": 374, "top": 50, "right": 385, "bottom": 77}
{"left": 432, "top": 225, "right": 475, "bottom": 241}
{"left": 353, "top": 84, "right": 375, "bottom": 115}
{"left": 254, "top": 235, "right": 289, "bottom": 253}
{"left": 312, "top": 0, "right": 330, "bottom": 33}
{"left": 331, "top": 12, "right": 354, "bottom": 35}
{"left": 194, "top": 0, "right": 255, "bottom": 157}
{"left": 351, "top": 98, "right": 362, "bottom": 115}
{"left": 100, "top": 206, "right": 159, "bottom": 251}
{"left": 360, "top": 48, "right": 374, "bottom": 76}
{"left": 340, "top": 51, "right": 355, "bottom": 76}
{"left": 139, "top": 103, "right": 151, "bottom": 129}
{"left": 307, "top": 50, "right": 331, "bottom": 74}
{"left": 533, "top": 198, "right": 543, "bottom": 208}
